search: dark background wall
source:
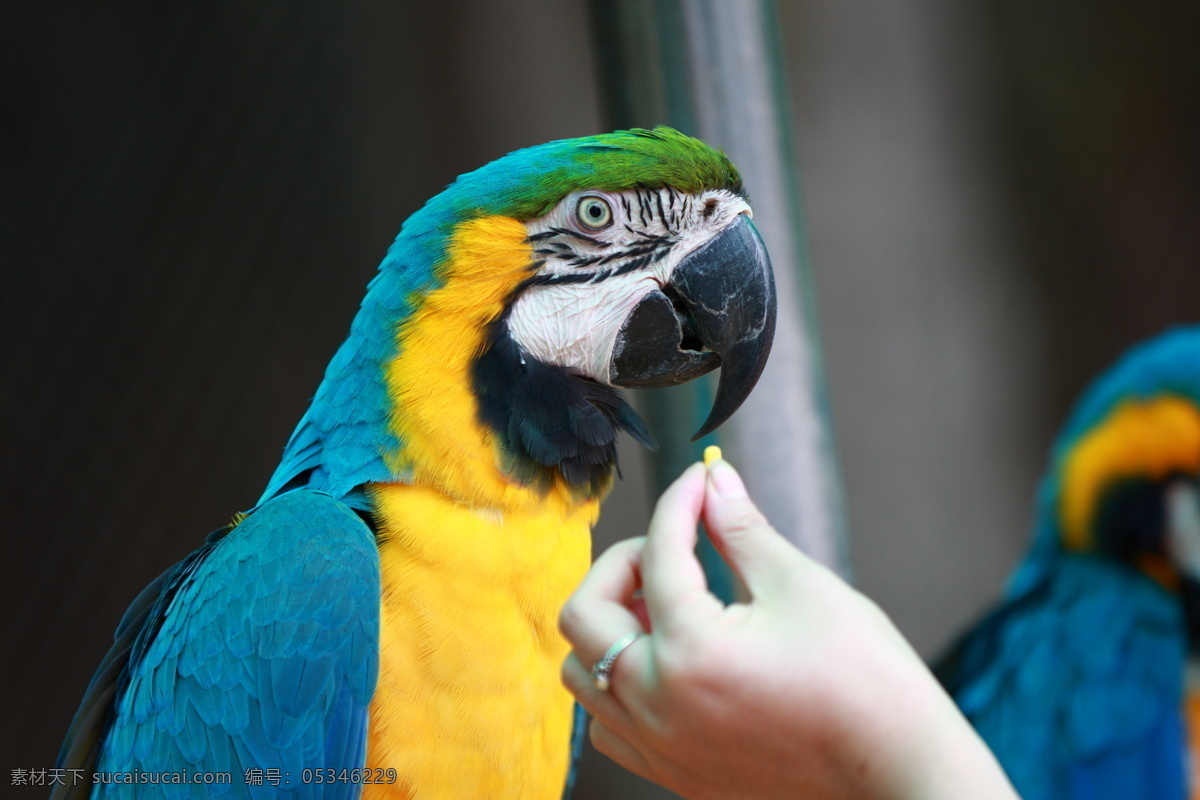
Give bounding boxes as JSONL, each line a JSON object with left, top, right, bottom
{"left": 3, "top": 2, "right": 1197, "bottom": 798}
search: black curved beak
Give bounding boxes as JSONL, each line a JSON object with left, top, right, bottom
{"left": 1182, "top": 578, "right": 1200, "bottom": 652}
{"left": 610, "top": 214, "right": 777, "bottom": 440}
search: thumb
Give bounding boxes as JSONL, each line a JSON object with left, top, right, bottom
{"left": 702, "top": 457, "right": 800, "bottom": 598}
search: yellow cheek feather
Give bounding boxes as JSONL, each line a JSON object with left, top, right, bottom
{"left": 384, "top": 214, "right": 553, "bottom": 511}
{"left": 1060, "top": 396, "right": 1200, "bottom": 551}
{"left": 366, "top": 215, "right": 602, "bottom": 798}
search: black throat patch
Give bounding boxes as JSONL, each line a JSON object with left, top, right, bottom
{"left": 471, "top": 310, "right": 657, "bottom": 495}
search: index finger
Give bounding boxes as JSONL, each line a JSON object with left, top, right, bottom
{"left": 639, "top": 461, "right": 723, "bottom": 635}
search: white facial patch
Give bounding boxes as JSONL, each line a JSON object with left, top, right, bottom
{"left": 507, "top": 187, "right": 750, "bottom": 383}
{"left": 1168, "top": 480, "right": 1200, "bottom": 579}
{"left": 508, "top": 272, "right": 662, "bottom": 381}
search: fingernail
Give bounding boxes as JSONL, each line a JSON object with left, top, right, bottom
{"left": 709, "top": 459, "right": 747, "bottom": 499}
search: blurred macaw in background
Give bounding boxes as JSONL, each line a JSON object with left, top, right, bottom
{"left": 54, "top": 127, "right": 776, "bottom": 799}
{"left": 938, "top": 326, "right": 1200, "bottom": 800}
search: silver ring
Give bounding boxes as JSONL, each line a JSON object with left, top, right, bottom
{"left": 590, "top": 632, "right": 641, "bottom": 691}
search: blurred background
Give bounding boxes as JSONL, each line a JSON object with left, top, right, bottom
{"left": 3, "top": 1, "right": 1197, "bottom": 796}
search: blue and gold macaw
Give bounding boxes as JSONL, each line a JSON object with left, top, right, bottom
{"left": 55, "top": 128, "right": 776, "bottom": 799}
{"left": 938, "top": 326, "right": 1200, "bottom": 800}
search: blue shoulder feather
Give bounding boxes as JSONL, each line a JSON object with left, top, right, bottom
{"left": 57, "top": 490, "right": 379, "bottom": 799}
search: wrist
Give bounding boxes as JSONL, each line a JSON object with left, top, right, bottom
{"left": 879, "top": 668, "right": 1018, "bottom": 800}
{"left": 822, "top": 599, "right": 1018, "bottom": 800}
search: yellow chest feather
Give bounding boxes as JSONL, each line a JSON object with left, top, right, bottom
{"left": 363, "top": 484, "right": 595, "bottom": 800}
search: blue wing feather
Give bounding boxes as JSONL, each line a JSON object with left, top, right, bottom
{"left": 938, "top": 554, "right": 1187, "bottom": 800}
{"left": 56, "top": 490, "right": 379, "bottom": 799}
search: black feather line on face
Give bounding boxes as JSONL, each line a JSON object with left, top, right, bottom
{"left": 527, "top": 226, "right": 611, "bottom": 248}
{"left": 526, "top": 229, "right": 674, "bottom": 286}
{"left": 629, "top": 228, "right": 669, "bottom": 243}
{"left": 471, "top": 308, "right": 656, "bottom": 494}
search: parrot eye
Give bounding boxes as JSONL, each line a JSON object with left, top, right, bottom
{"left": 575, "top": 196, "right": 613, "bottom": 231}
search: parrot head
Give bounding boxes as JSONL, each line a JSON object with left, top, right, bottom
{"left": 264, "top": 127, "right": 775, "bottom": 503}
{"left": 1034, "top": 326, "right": 1200, "bottom": 639}
{"left": 505, "top": 176, "right": 773, "bottom": 439}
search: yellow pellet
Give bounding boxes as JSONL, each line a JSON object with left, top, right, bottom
{"left": 703, "top": 445, "right": 722, "bottom": 467}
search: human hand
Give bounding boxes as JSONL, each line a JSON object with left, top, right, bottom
{"left": 560, "top": 457, "right": 1018, "bottom": 800}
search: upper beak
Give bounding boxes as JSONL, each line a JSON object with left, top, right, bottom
{"left": 609, "top": 214, "right": 777, "bottom": 440}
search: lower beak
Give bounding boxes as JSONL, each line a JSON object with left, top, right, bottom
{"left": 609, "top": 214, "right": 777, "bottom": 440}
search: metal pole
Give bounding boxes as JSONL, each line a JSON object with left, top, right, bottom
{"left": 590, "top": 0, "right": 850, "bottom": 577}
